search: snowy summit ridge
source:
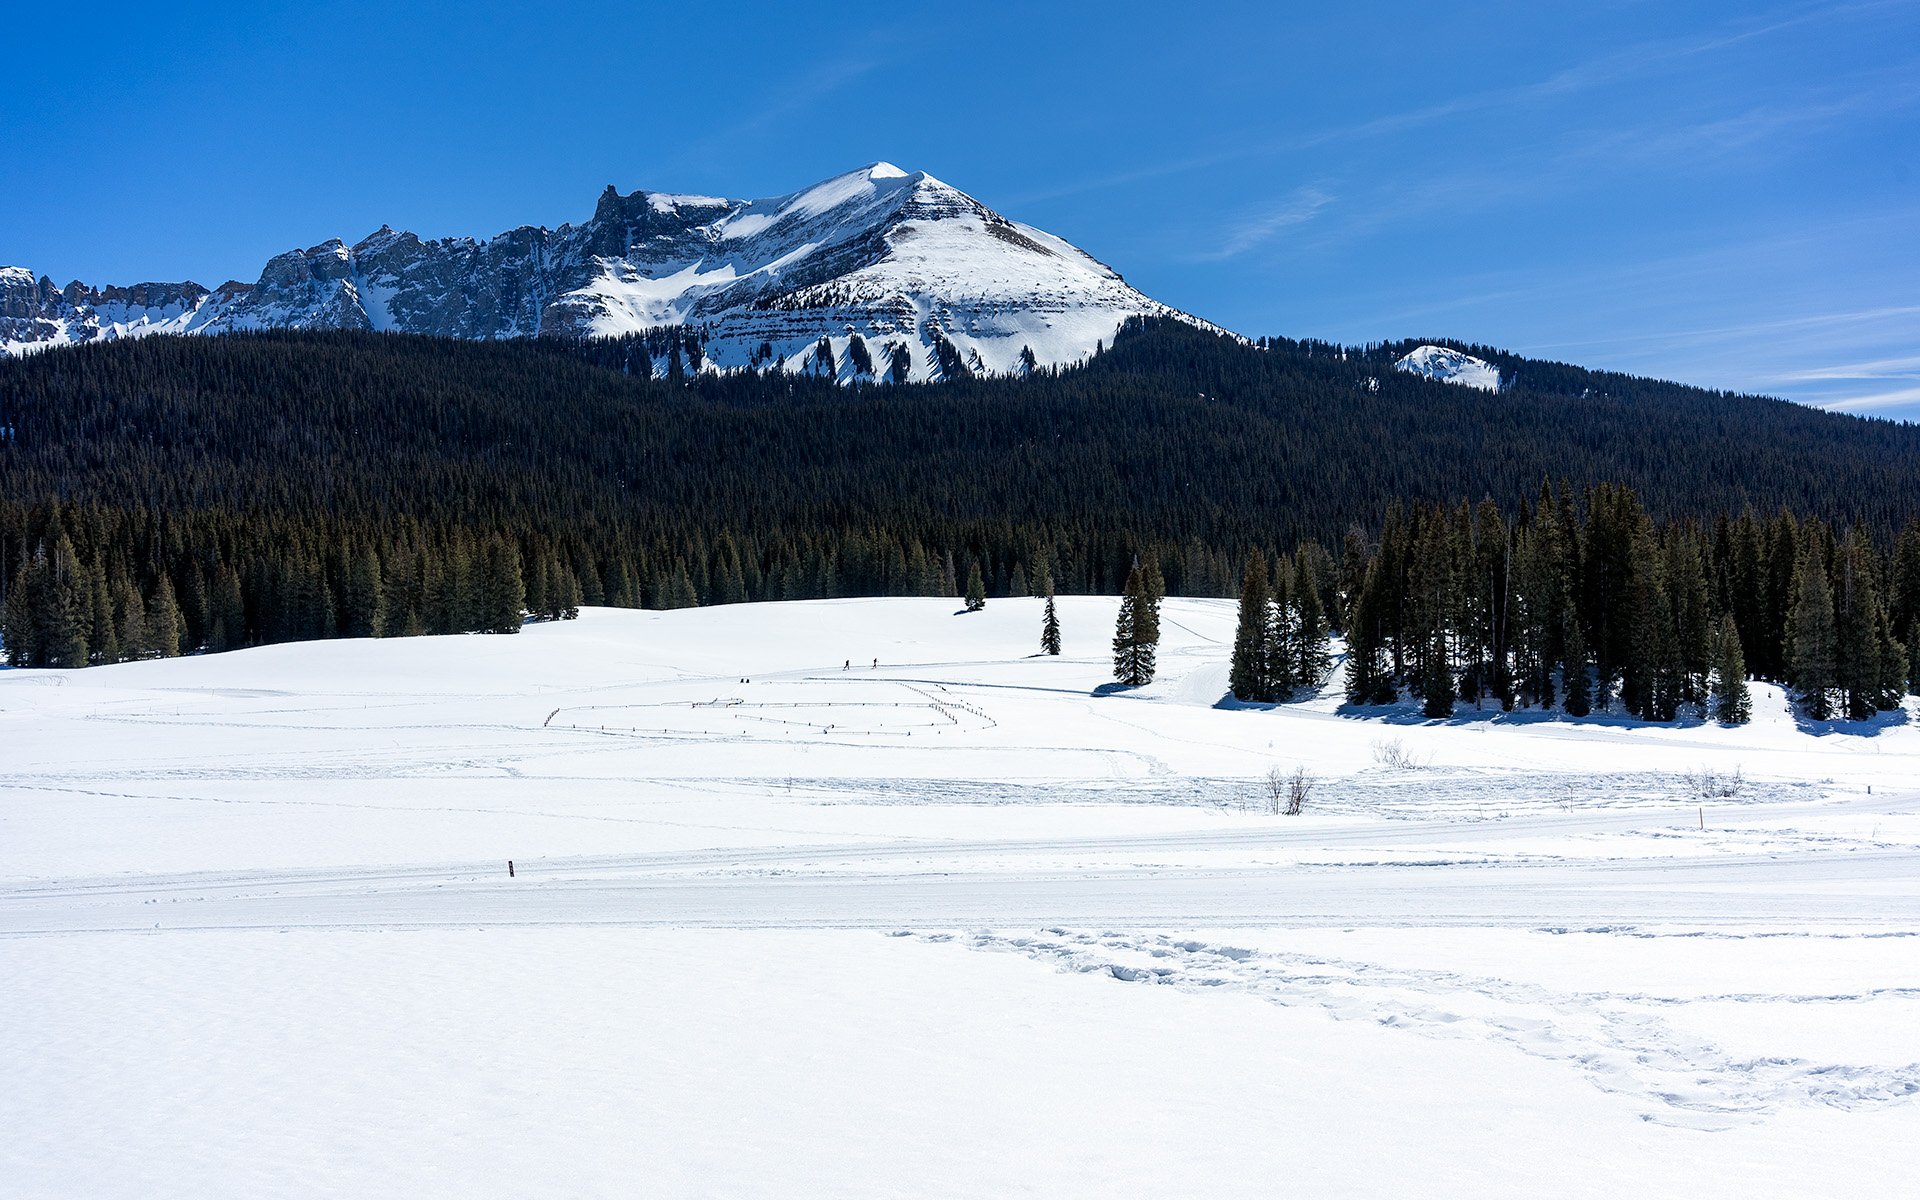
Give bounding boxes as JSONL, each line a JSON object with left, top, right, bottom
{"left": 0, "top": 163, "right": 1212, "bottom": 381}
{"left": 1393, "top": 344, "right": 1502, "bottom": 392}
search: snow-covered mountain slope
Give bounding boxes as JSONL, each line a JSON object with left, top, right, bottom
{"left": 1394, "top": 344, "right": 1502, "bottom": 392}
{"left": 1, "top": 164, "right": 1215, "bottom": 381}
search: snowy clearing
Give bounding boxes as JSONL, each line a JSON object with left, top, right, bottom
{"left": 3, "top": 597, "right": 1917, "bottom": 1196}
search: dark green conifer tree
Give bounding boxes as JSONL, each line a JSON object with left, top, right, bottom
{"left": 1408, "top": 507, "right": 1455, "bottom": 718}
{"left": 1760, "top": 510, "right": 1801, "bottom": 680}
{"left": 964, "top": 561, "right": 986, "bottom": 612}
{"left": 345, "top": 544, "right": 387, "bottom": 638}
{"left": 147, "top": 574, "right": 183, "bottom": 658}
{"left": 1112, "top": 563, "right": 1155, "bottom": 686}
{"left": 1230, "top": 552, "right": 1271, "bottom": 702}
{"left": 667, "top": 562, "right": 700, "bottom": 609}
{"left": 1728, "top": 508, "right": 1766, "bottom": 671}
{"left": 209, "top": 565, "right": 245, "bottom": 652}
{"left": 1710, "top": 612, "right": 1751, "bottom": 724}
{"left": 1562, "top": 611, "right": 1592, "bottom": 717}
{"left": 1831, "top": 529, "right": 1904, "bottom": 718}
{"left": 113, "top": 573, "right": 147, "bottom": 660}
{"left": 1343, "top": 554, "right": 1394, "bottom": 706}
{"left": 1892, "top": 518, "right": 1920, "bottom": 694}
{"left": 1787, "top": 548, "right": 1837, "bottom": 719}
{"left": 1138, "top": 560, "right": 1162, "bottom": 652}
{"left": 2, "top": 553, "right": 38, "bottom": 667}
{"left": 1291, "top": 547, "right": 1329, "bottom": 690}
{"left": 88, "top": 562, "right": 118, "bottom": 665}
{"left": 41, "top": 534, "right": 91, "bottom": 668}
{"left": 1666, "top": 529, "right": 1713, "bottom": 711}
{"left": 480, "top": 539, "right": 526, "bottom": 634}
{"left": 1263, "top": 570, "right": 1298, "bottom": 702}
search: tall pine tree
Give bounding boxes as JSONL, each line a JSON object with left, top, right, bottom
{"left": 1112, "top": 563, "right": 1156, "bottom": 686}
{"left": 1230, "top": 552, "right": 1272, "bottom": 702}
{"left": 1709, "top": 612, "right": 1751, "bottom": 724}
{"left": 1787, "top": 548, "right": 1837, "bottom": 719}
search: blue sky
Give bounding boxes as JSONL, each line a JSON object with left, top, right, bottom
{"left": 5, "top": 1, "right": 1916, "bottom": 418}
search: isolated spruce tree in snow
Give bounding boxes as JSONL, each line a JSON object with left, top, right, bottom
{"left": 1709, "top": 613, "right": 1751, "bottom": 724}
{"left": 964, "top": 561, "right": 986, "bottom": 612}
{"left": 1112, "top": 564, "right": 1157, "bottom": 686}
{"left": 1041, "top": 589, "right": 1061, "bottom": 656}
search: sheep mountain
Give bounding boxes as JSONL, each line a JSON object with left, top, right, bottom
{"left": 0, "top": 163, "right": 1222, "bottom": 382}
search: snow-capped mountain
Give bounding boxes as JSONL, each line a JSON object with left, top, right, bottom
{"left": 1393, "top": 344, "right": 1502, "bottom": 392}
{"left": 1, "top": 164, "right": 1211, "bottom": 381}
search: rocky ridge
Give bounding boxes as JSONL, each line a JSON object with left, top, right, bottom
{"left": 1, "top": 164, "right": 1212, "bottom": 381}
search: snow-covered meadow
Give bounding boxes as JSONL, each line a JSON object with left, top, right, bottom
{"left": 3, "top": 597, "right": 1917, "bottom": 1196}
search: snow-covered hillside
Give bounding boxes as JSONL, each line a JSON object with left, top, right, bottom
{"left": 4, "top": 598, "right": 1917, "bottom": 1196}
{"left": 1395, "top": 343, "right": 1503, "bottom": 391}
{"left": 1, "top": 164, "right": 1214, "bottom": 380}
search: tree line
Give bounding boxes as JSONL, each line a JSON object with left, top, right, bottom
{"left": 6, "top": 482, "right": 1919, "bottom": 733}
{"left": 1327, "top": 482, "right": 1920, "bottom": 722}
{"left": 0, "top": 496, "right": 1256, "bottom": 667}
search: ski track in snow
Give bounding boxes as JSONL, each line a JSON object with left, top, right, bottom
{"left": 4, "top": 599, "right": 1918, "bottom": 1185}
{"left": 929, "top": 927, "right": 1920, "bottom": 1127}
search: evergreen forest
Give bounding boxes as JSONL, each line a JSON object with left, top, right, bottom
{"left": 3, "top": 317, "right": 1918, "bottom": 721}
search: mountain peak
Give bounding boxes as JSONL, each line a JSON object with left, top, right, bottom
{"left": 1, "top": 163, "right": 1213, "bottom": 379}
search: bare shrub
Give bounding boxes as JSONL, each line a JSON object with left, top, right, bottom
{"left": 1286, "top": 765, "right": 1314, "bottom": 816}
{"left": 1264, "top": 766, "right": 1286, "bottom": 815}
{"left": 1372, "top": 738, "right": 1429, "bottom": 771}
{"left": 1680, "top": 764, "right": 1744, "bottom": 800}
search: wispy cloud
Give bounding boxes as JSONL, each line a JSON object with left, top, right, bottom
{"left": 1775, "top": 352, "right": 1920, "bottom": 381}
{"left": 1529, "top": 303, "right": 1920, "bottom": 354}
{"left": 997, "top": 0, "right": 1897, "bottom": 212}
{"left": 1190, "top": 188, "right": 1335, "bottom": 261}
{"left": 1809, "top": 385, "right": 1920, "bottom": 411}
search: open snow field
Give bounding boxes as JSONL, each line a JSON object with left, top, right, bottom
{"left": 3, "top": 597, "right": 1918, "bottom": 1196}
